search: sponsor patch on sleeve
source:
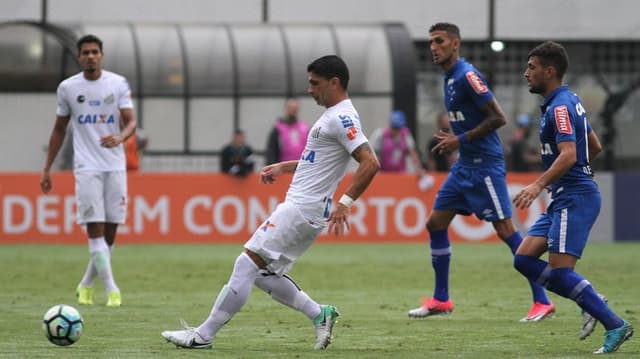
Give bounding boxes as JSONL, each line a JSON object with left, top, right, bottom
{"left": 553, "top": 105, "right": 573, "bottom": 134}
{"left": 465, "top": 71, "right": 488, "bottom": 94}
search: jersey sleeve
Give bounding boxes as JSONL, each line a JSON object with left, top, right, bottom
{"left": 118, "top": 77, "right": 134, "bottom": 109}
{"left": 551, "top": 104, "right": 577, "bottom": 143}
{"left": 55, "top": 83, "right": 70, "bottom": 117}
{"left": 462, "top": 70, "right": 494, "bottom": 108}
{"left": 331, "top": 111, "right": 368, "bottom": 154}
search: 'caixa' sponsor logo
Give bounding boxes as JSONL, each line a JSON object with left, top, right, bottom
{"left": 77, "top": 114, "right": 116, "bottom": 124}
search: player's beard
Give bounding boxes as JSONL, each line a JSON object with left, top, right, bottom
{"left": 527, "top": 81, "right": 544, "bottom": 95}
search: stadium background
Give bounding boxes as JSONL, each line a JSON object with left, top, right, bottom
{"left": 1, "top": 0, "right": 639, "bottom": 243}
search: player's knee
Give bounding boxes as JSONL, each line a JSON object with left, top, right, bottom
{"left": 513, "top": 254, "right": 534, "bottom": 278}
{"left": 425, "top": 219, "right": 443, "bottom": 232}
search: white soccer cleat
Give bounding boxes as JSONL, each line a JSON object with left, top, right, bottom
{"left": 313, "top": 305, "right": 340, "bottom": 350}
{"left": 161, "top": 320, "right": 212, "bottom": 349}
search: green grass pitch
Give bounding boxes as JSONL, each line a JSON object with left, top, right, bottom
{"left": 0, "top": 242, "right": 638, "bottom": 358}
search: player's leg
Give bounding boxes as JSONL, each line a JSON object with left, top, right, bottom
{"left": 85, "top": 223, "right": 119, "bottom": 301}
{"left": 198, "top": 251, "right": 259, "bottom": 339}
{"left": 102, "top": 171, "right": 127, "bottom": 306}
{"left": 255, "top": 272, "right": 321, "bottom": 319}
{"left": 248, "top": 202, "right": 336, "bottom": 349}
{"left": 74, "top": 171, "right": 108, "bottom": 305}
{"left": 546, "top": 253, "right": 633, "bottom": 353}
{"left": 408, "top": 208, "right": 456, "bottom": 317}
{"left": 254, "top": 272, "right": 339, "bottom": 350}
{"left": 161, "top": 251, "right": 259, "bottom": 349}
{"left": 471, "top": 166, "right": 552, "bottom": 321}
{"left": 493, "top": 218, "right": 554, "bottom": 322}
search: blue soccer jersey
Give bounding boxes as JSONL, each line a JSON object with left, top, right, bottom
{"left": 538, "top": 85, "right": 598, "bottom": 196}
{"left": 434, "top": 59, "right": 512, "bottom": 221}
{"left": 443, "top": 59, "right": 504, "bottom": 167}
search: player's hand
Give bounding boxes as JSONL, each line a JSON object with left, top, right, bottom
{"left": 432, "top": 129, "right": 460, "bottom": 154}
{"left": 100, "top": 134, "right": 122, "bottom": 148}
{"left": 513, "top": 182, "right": 544, "bottom": 209}
{"left": 40, "top": 171, "right": 52, "bottom": 194}
{"left": 260, "top": 163, "right": 282, "bottom": 184}
{"left": 326, "top": 204, "right": 351, "bottom": 237}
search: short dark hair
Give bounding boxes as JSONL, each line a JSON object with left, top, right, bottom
{"left": 307, "top": 55, "right": 350, "bottom": 90}
{"left": 77, "top": 34, "right": 103, "bottom": 53}
{"left": 429, "top": 22, "right": 461, "bottom": 40}
{"left": 528, "top": 41, "right": 569, "bottom": 79}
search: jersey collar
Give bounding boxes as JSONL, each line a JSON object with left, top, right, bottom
{"left": 541, "top": 85, "right": 569, "bottom": 109}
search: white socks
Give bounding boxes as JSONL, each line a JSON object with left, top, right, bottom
{"left": 197, "top": 253, "right": 258, "bottom": 341}
{"left": 255, "top": 273, "right": 321, "bottom": 320}
{"left": 79, "top": 242, "right": 113, "bottom": 288}
{"left": 196, "top": 252, "right": 322, "bottom": 342}
{"left": 86, "top": 237, "right": 119, "bottom": 293}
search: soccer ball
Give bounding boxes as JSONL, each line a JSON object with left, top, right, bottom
{"left": 42, "top": 304, "right": 84, "bottom": 346}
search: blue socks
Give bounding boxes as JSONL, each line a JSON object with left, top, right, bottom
{"left": 548, "top": 268, "right": 623, "bottom": 330}
{"left": 514, "top": 255, "right": 624, "bottom": 331}
{"left": 429, "top": 229, "right": 451, "bottom": 302}
{"left": 504, "top": 232, "right": 551, "bottom": 305}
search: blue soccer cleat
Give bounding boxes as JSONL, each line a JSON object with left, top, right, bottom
{"left": 593, "top": 320, "right": 633, "bottom": 354}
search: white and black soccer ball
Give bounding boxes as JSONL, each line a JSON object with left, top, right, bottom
{"left": 42, "top": 304, "right": 84, "bottom": 346}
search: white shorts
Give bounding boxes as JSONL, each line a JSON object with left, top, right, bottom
{"left": 244, "top": 201, "right": 325, "bottom": 276}
{"left": 74, "top": 171, "right": 127, "bottom": 225}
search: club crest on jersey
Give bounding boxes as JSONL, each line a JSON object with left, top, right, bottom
{"left": 465, "top": 71, "right": 488, "bottom": 94}
{"left": 554, "top": 106, "right": 572, "bottom": 134}
{"left": 104, "top": 94, "right": 115, "bottom": 105}
{"left": 76, "top": 95, "right": 85, "bottom": 103}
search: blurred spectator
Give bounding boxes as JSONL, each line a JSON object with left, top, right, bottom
{"left": 508, "top": 114, "right": 541, "bottom": 172}
{"left": 426, "top": 112, "right": 456, "bottom": 171}
{"left": 265, "top": 98, "right": 311, "bottom": 165}
{"left": 370, "top": 110, "right": 427, "bottom": 175}
{"left": 220, "top": 129, "right": 255, "bottom": 176}
{"left": 125, "top": 128, "right": 148, "bottom": 172}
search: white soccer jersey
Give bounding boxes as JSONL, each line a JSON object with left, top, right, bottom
{"left": 56, "top": 70, "right": 134, "bottom": 172}
{"left": 285, "top": 99, "right": 368, "bottom": 222}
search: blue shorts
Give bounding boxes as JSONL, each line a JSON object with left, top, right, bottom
{"left": 433, "top": 163, "right": 512, "bottom": 222}
{"left": 527, "top": 191, "right": 601, "bottom": 258}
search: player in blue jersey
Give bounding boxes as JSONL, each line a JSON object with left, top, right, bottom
{"left": 513, "top": 41, "right": 633, "bottom": 354}
{"left": 408, "top": 22, "right": 555, "bottom": 322}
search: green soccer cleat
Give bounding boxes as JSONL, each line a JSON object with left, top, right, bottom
{"left": 76, "top": 285, "right": 94, "bottom": 305}
{"left": 594, "top": 321, "right": 633, "bottom": 354}
{"left": 313, "top": 305, "right": 340, "bottom": 350}
{"left": 106, "top": 290, "right": 122, "bottom": 307}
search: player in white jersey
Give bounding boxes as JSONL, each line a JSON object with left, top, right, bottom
{"left": 40, "top": 34, "right": 137, "bottom": 308}
{"left": 162, "top": 55, "right": 380, "bottom": 350}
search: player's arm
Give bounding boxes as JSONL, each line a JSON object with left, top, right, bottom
{"left": 587, "top": 130, "right": 602, "bottom": 161}
{"left": 260, "top": 160, "right": 299, "bottom": 184}
{"left": 513, "top": 141, "right": 576, "bottom": 209}
{"left": 327, "top": 142, "right": 380, "bottom": 236}
{"left": 344, "top": 142, "right": 380, "bottom": 201}
{"left": 463, "top": 98, "right": 507, "bottom": 141}
{"left": 101, "top": 108, "right": 136, "bottom": 147}
{"left": 41, "top": 116, "right": 71, "bottom": 193}
{"left": 433, "top": 98, "right": 506, "bottom": 154}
